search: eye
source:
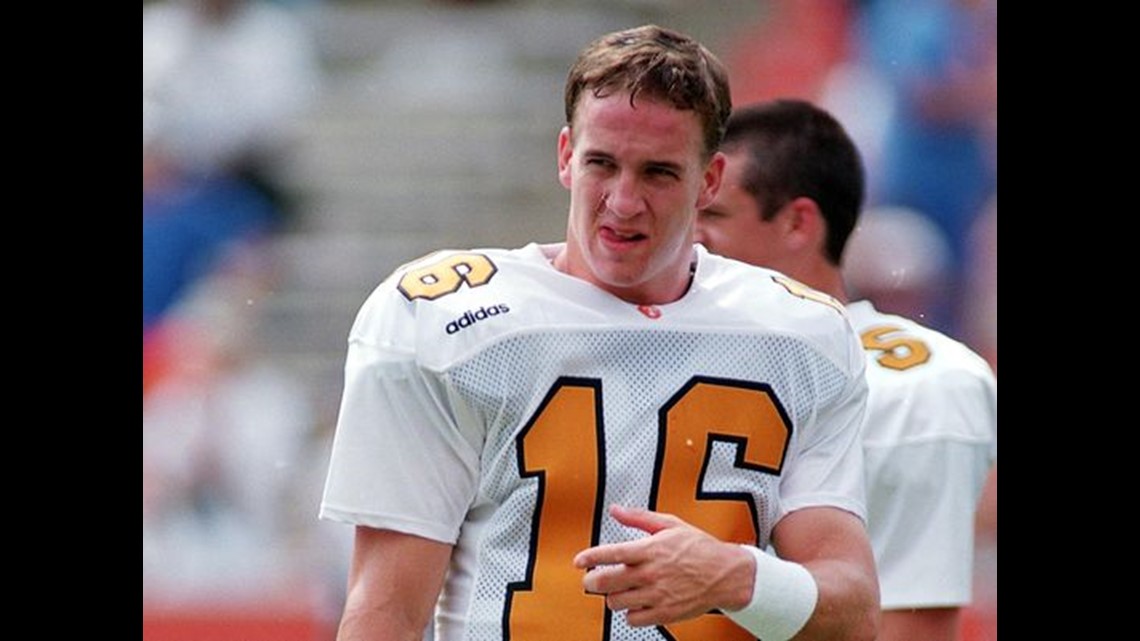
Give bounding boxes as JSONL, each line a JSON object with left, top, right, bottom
{"left": 646, "top": 165, "right": 680, "bottom": 180}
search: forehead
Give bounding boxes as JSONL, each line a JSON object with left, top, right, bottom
{"left": 572, "top": 91, "right": 704, "bottom": 160}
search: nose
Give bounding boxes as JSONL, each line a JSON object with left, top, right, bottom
{"left": 604, "top": 173, "right": 644, "bottom": 219}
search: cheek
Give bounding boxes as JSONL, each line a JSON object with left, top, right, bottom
{"left": 572, "top": 177, "right": 604, "bottom": 211}
{"left": 715, "top": 222, "right": 759, "bottom": 260}
{"left": 748, "top": 235, "right": 785, "bottom": 267}
{"left": 665, "top": 209, "right": 698, "bottom": 247}
{"left": 715, "top": 230, "right": 746, "bottom": 256}
{"left": 695, "top": 216, "right": 726, "bottom": 244}
{"left": 707, "top": 216, "right": 738, "bottom": 241}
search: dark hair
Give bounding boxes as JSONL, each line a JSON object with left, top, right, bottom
{"left": 721, "top": 99, "right": 865, "bottom": 265}
{"left": 565, "top": 24, "right": 732, "bottom": 159}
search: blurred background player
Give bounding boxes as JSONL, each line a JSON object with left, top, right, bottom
{"left": 722, "top": 0, "right": 997, "bottom": 337}
{"left": 695, "top": 98, "right": 996, "bottom": 641}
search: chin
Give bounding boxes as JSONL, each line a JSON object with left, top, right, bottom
{"left": 593, "top": 263, "right": 647, "bottom": 288}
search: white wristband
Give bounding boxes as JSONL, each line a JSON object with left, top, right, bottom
{"left": 722, "top": 545, "right": 818, "bottom": 641}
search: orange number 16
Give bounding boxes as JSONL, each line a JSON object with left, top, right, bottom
{"left": 508, "top": 376, "right": 791, "bottom": 641}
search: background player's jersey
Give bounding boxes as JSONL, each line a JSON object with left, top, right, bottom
{"left": 846, "top": 300, "right": 997, "bottom": 610}
{"left": 321, "top": 243, "right": 868, "bottom": 641}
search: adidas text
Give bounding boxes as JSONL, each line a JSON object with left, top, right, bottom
{"left": 446, "top": 304, "right": 511, "bottom": 335}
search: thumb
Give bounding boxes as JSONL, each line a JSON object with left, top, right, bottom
{"left": 609, "top": 504, "right": 681, "bottom": 535}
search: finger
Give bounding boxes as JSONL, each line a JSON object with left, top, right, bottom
{"left": 582, "top": 563, "right": 616, "bottom": 594}
{"left": 605, "top": 587, "right": 649, "bottom": 613}
{"left": 574, "top": 540, "right": 643, "bottom": 569}
{"left": 581, "top": 562, "right": 637, "bottom": 594}
{"left": 625, "top": 605, "right": 668, "bottom": 628}
{"left": 609, "top": 504, "right": 681, "bottom": 535}
{"left": 621, "top": 598, "right": 693, "bottom": 628}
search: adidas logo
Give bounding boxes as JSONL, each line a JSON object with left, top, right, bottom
{"left": 446, "top": 304, "right": 511, "bottom": 335}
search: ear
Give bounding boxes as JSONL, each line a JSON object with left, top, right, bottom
{"left": 695, "top": 151, "right": 726, "bottom": 210}
{"left": 782, "top": 197, "right": 827, "bottom": 254}
{"left": 557, "top": 126, "right": 573, "bottom": 189}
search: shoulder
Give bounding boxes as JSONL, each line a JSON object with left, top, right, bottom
{"left": 700, "top": 250, "right": 849, "bottom": 324}
{"left": 697, "top": 250, "right": 863, "bottom": 376}
{"left": 847, "top": 301, "right": 996, "bottom": 443}
{"left": 847, "top": 301, "right": 995, "bottom": 383}
{"left": 348, "top": 244, "right": 566, "bottom": 360}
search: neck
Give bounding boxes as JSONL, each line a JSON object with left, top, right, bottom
{"left": 551, "top": 243, "right": 696, "bottom": 306}
{"left": 791, "top": 260, "right": 849, "bottom": 305}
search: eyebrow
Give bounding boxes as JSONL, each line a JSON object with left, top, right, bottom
{"left": 581, "top": 149, "right": 685, "bottom": 173}
{"left": 647, "top": 161, "right": 684, "bottom": 176}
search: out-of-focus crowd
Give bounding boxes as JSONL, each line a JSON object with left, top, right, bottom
{"left": 142, "top": 0, "right": 345, "bottom": 626}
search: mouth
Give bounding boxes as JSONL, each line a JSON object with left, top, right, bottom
{"left": 599, "top": 226, "right": 647, "bottom": 248}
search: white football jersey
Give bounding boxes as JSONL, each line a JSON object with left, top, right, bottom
{"left": 846, "top": 300, "right": 997, "bottom": 610}
{"left": 321, "top": 243, "right": 869, "bottom": 641}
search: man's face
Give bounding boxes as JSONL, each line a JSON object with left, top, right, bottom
{"left": 696, "top": 149, "right": 793, "bottom": 273}
{"left": 557, "top": 91, "right": 723, "bottom": 305}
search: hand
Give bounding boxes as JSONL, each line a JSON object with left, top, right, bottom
{"left": 572, "top": 504, "right": 755, "bottom": 627}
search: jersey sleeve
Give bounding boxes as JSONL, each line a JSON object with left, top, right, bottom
{"left": 318, "top": 284, "right": 483, "bottom": 545}
{"left": 777, "top": 316, "right": 870, "bottom": 522}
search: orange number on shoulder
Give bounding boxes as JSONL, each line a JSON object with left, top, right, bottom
{"left": 771, "top": 274, "right": 845, "bottom": 315}
{"left": 397, "top": 252, "right": 497, "bottom": 301}
{"left": 861, "top": 325, "right": 931, "bottom": 371}
{"left": 510, "top": 376, "right": 789, "bottom": 641}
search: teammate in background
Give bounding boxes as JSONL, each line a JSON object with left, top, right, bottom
{"left": 695, "top": 98, "right": 997, "bottom": 641}
{"left": 320, "top": 25, "right": 879, "bottom": 641}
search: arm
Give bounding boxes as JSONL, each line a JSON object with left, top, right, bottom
{"left": 879, "top": 608, "right": 961, "bottom": 641}
{"left": 336, "top": 526, "right": 452, "bottom": 641}
{"left": 769, "top": 506, "right": 879, "bottom": 641}
{"left": 573, "top": 504, "right": 878, "bottom": 641}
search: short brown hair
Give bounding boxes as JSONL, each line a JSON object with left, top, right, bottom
{"left": 564, "top": 25, "right": 732, "bottom": 159}
{"left": 722, "top": 100, "right": 865, "bottom": 265}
